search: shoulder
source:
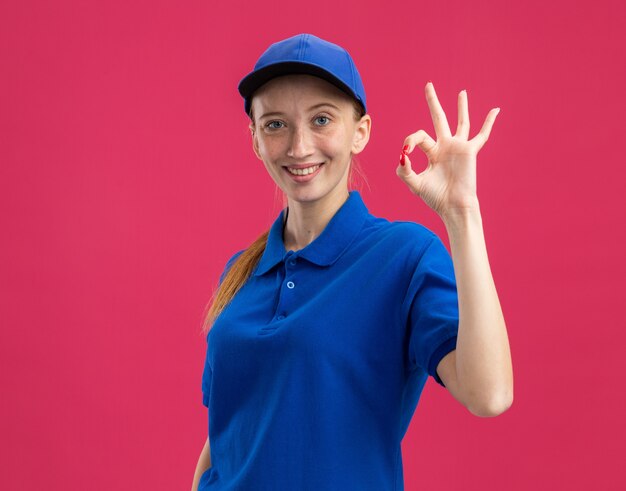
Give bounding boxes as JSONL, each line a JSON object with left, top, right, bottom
{"left": 385, "top": 219, "right": 438, "bottom": 242}
{"left": 363, "top": 215, "right": 440, "bottom": 252}
{"left": 353, "top": 217, "right": 448, "bottom": 277}
{"left": 225, "top": 248, "right": 246, "bottom": 267}
{"left": 218, "top": 248, "right": 246, "bottom": 284}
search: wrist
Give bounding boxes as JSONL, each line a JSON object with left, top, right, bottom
{"left": 440, "top": 199, "right": 482, "bottom": 229}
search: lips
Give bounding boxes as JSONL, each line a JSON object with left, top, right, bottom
{"left": 287, "top": 163, "right": 321, "bottom": 174}
{"left": 283, "top": 162, "right": 325, "bottom": 181}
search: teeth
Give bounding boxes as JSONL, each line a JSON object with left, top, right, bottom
{"left": 287, "top": 164, "right": 321, "bottom": 176}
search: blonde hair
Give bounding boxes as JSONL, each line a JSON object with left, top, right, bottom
{"left": 201, "top": 97, "right": 367, "bottom": 335}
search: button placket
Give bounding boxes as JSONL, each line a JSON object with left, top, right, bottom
{"left": 263, "top": 254, "right": 299, "bottom": 331}
{"left": 285, "top": 254, "right": 297, "bottom": 291}
{"left": 278, "top": 255, "right": 297, "bottom": 320}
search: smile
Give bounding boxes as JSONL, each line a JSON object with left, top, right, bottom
{"left": 286, "top": 164, "right": 322, "bottom": 176}
{"left": 283, "top": 163, "right": 325, "bottom": 182}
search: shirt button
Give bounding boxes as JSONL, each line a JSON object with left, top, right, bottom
{"left": 286, "top": 281, "right": 295, "bottom": 289}
{"left": 277, "top": 314, "right": 286, "bottom": 320}
{"left": 289, "top": 259, "right": 296, "bottom": 266}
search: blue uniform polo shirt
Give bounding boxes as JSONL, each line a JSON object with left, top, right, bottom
{"left": 200, "top": 190, "right": 459, "bottom": 490}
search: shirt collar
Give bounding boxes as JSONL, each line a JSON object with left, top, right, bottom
{"left": 254, "top": 190, "right": 370, "bottom": 276}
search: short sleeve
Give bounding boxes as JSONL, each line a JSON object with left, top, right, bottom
{"left": 201, "top": 249, "right": 245, "bottom": 408}
{"left": 405, "top": 235, "right": 459, "bottom": 387}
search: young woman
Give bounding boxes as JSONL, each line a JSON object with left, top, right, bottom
{"left": 192, "top": 33, "right": 513, "bottom": 491}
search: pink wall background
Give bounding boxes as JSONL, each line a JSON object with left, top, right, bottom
{"left": 1, "top": 0, "right": 624, "bottom": 489}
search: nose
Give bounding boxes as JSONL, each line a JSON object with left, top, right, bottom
{"left": 286, "top": 125, "right": 314, "bottom": 160}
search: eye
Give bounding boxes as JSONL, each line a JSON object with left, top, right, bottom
{"left": 266, "top": 120, "right": 284, "bottom": 129}
{"left": 314, "top": 116, "right": 330, "bottom": 126}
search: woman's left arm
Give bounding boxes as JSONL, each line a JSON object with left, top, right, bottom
{"left": 397, "top": 82, "right": 513, "bottom": 417}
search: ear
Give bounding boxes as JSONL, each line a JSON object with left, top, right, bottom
{"left": 351, "top": 114, "right": 371, "bottom": 155}
{"left": 249, "top": 122, "right": 262, "bottom": 160}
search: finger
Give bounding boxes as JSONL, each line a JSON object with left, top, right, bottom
{"left": 425, "top": 82, "right": 452, "bottom": 139}
{"left": 396, "top": 151, "right": 425, "bottom": 195}
{"left": 397, "top": 149, "right": 413, "bottom": 175}
{"left": 456, "top": 89, "right": 470, "bottom": 140}
{"left": 402, "top": 129, "right": 437, "bottom": 157}
{"left": 471, "top": 107, "right": 500, "bottom": 151}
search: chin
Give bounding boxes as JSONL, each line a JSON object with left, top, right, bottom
{"left": 286, "top": 190, "right": 325, "bottom": 203}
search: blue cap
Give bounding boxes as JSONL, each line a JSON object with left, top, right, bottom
{"left": 237, "top": 33, "right": 367, "bottom": 116}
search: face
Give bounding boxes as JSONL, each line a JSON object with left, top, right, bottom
{"left": 249, "top": 74, "right": 371, "bottom": 206}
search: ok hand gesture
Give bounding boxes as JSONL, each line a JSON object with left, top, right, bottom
{"left": 396, "top": 82, "right": 500, "bottom": 221}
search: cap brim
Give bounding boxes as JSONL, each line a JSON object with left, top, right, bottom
{"left": 238, "top": 61, "right": 364, "bottom": 115}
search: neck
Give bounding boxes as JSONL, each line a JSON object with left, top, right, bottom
{"left": 283, "top": 188, "right": 350, "bottom": 252}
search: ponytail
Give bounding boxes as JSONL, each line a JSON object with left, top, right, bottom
{"left": 202, "top": 229, "right": 269, "bottom": 335}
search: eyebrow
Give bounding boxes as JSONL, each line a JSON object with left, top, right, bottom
{"left": 258, "top": 102, "right": 341, "bottom": 120}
